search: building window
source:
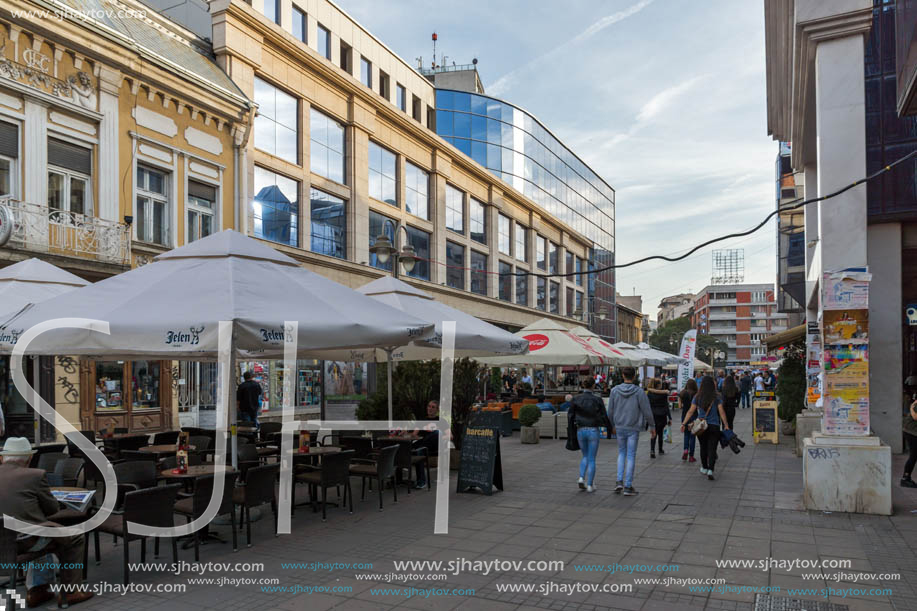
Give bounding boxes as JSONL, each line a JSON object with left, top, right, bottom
{"left": 405, "top": 162, "right": 428, "bottom": 219}
{"left": 499, "top": 261, "right": 512, "bottom": 302}
{"left": 549, "top": 281, "right": 559, "bottom": 314}
{"left": 263, "top": 0, "right": 280, "bottom": 24}
{"left": 310, "top": 188, "right": 345, "bottom": 259}
{"left": 537, "top": 276, "right": 546, "bottom": 311}
{"left": 131, "top": 360, "right": 162, "bottom": 408}
{"left": 469, "top": 198, "right": 486, "bottom": 244}
{"left": 548, "top": 242, "right": 558, "bottom": 274}
{"left": 446, "top": 241, "right": 465, "bottom": 290}
{"left": 187, "top": 180, "right": 216, "bottom": 243}
{"left": 49, "top": 138, "right": 92, "bottom": 218}
{"left": 471, "top": 251, "right": 487, "bottom": 296}
{"left": 0, "top": 121, "right": 18, "bottom": 197}
{"left": 310, "top": 108, "right": 345, "bottom": 184}
{"left": 575, "top": 257, "right": 583, "bottom": 286}
{"left": 396, "top": 84, "right": 406, "bottom": 112}
{"left": 575, "top": 291, "right": 583, "bottom": 316}
{"left": 536, "top": 235, "right": 546, "bottom": 271}
{"left": 369, "top": 142, "right": 397, "bottom": 206}
{"left": 316, "top": 23, "right": 330, "bottom": 59}
{"left": 379, "top": 71, "right": 389, "bottom": 100}
{"left": 412, "top": 95, "right": 421, "bottom": 122}
{"left": 405, "top": 226, "right": 430, "bottom": 280}
{"left": 252, "top": 166, "right": 298, "bottom": 246}
{"left": 515, "top": 223, "right": 527, "bottom": 262}
{"left": 516, "top": 273, "right": 528, "bottom": 306}
{"left": 565, "top": 251, "right": 574, "bottom": 276}
{"left": 368, "top": 210, "right": 395, "bottom": 272}
{"left": 446, "top": 184, "right": 464, "bottom": 234}
{"left": 339, "top": 41, "right": 351, "bottom": 72}
{"left": 498, "top": 214, "right": 510, "bottom": 255}
{"left": 254, "top": 78, "right": 298, "bottom": 164}
{"left": 360, "top": 56, "right": 372, "bottom": 88}
{"left": 566, "top": 287, "right": 575, "bottom": 316}
{"left": 135, "top": 164, "right": 168, "bottom": 245}
{"left": 292, "top": 5, "right": 306, "bottom": 42}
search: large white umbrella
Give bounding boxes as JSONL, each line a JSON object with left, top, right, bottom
{"left": 568, "top": 326, "right": 642, "bottom": 365}
{"left": 477, "top": 318, "right": 634, "bottom": 367}
{"left": 0, "top": 258, "right": 88, "bottom": 317}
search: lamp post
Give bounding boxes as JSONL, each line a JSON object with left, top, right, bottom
{"left": 573, "top": 306, "right": 608, "bottom": 324}
{"left": 367, "top": 220, "right": 420, "bottom": 423}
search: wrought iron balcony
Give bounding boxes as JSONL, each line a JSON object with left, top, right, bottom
{"left": 4, "top": 199, "right": 130, "bottom": 266}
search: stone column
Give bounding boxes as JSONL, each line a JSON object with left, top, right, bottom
{"left": 23, "top": 98, "right": 47, "bottom": 206}
{"left": 430, "top": 150, "right": 450, "bottom": 285}
{"left": 486, "top": 186, "right": 501, "bottom": 299}
{"left": 349, "top": 96, "right": 375, "bottom": 266}
{"left": 96, "top": 68, "right": 121, "bottom": 222}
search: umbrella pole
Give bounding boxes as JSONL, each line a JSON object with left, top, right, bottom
{"left": 385, "top": 347, "right": 394, "bottom": 426}
{"left": 230, "top": 352, "right": 238, "bottom": 470}
{"left": 32, "top": 356, "right": 40, "bottom": 443}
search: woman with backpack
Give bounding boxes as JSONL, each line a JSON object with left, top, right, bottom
{"left": 721, "top": 374, "right": 740, "bottom": 431}
{"left": 679, "top": 378, "right": 698, "bottom": 462}
{"left": 681, "top": 375, "right": 729, "bottom": 480}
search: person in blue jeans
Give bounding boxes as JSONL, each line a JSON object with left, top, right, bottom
{"left": 568, "top": 379, "right": 611, "bottom": 492}
{"left": 679, "top": 378, "right": 698, "bottom": 462}
{"left": 607, "top": 366, "right": 655, "bottom": 496}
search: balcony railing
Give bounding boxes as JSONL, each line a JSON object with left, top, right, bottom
{"left": 5, "top": 199, "right": 130, "bottom": 266}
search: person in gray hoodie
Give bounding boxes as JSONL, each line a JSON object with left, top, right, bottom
{"left": 608, "top": 366, "right": 655, "bottom": 496}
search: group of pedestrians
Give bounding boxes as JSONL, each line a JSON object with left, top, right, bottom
{"left": 570, "top": 368, "right": 747, "bottom": 493}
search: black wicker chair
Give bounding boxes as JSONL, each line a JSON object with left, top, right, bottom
{"left": 232, "top": 463, "right": 278, "bottom": 548}
{"left": 174, "top": 471, "right": 238, "bottom": 561}
{"left": 294, "top": 450, "right": 354, "bottom": 521}
{"left": 349, "top": 444, "right": 398, "bottom": 511}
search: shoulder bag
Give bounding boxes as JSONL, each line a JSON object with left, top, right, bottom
{"left": 689, "top": 400, "right": 709, "bottom": 436}
{"left": 565, "top": 403, "right": 580, "bottom": 451}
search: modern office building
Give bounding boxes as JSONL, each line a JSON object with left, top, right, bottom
{"left": 657, "top": 293, "right": 695, "bottom": 325}
{"left": 691, "top": 284, "right": 788, "bottom": 369}
{"left": 775, "top": 142, "right": 806, "bottom": 328}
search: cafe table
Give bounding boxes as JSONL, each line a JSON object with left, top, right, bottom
{"left": 139, "top": 444, "right": 196, "bottom": 458}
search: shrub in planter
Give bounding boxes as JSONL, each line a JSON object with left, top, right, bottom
{"left": 519, "top": 404, "right": 541, "bottom": 444}
{"left": 776, "top": 342, "right": 806, "bottom": 432}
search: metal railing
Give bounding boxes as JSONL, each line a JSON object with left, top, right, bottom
{"left": 419, "top": 64, "right": 477, "bottom": 76}
{"left": 4, "top": 199, "right": 130, "bottom": 266}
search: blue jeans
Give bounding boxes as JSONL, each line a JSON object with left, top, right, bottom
{"left": 740, "top": 391, "right": 751, "bottom": 408}
{"left": 616, "top": 428, "right": 639, "bottom": 488}
{"left": 577, "top": 427, "right": 600, "bottom": 486}
{"left": 683, "top": 428, "right": 696, "bottom": 456}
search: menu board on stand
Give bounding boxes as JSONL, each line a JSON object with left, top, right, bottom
{"left": 821, "top": 269, "right": 871, "bottom": 436}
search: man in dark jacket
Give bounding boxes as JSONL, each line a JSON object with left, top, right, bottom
{"left": 739, "top": 372, "right": 752, "bottom": 409}
{"left": 236, "top": 371, "right": 262, "bottom": 428}
{"left": 0, "top": 438, "right": 93, "bottom": 608}
{"left": 607, "top": 367, "right": 655, "bottom": 496}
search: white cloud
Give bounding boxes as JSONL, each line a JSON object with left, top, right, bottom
{"left": 636, "top": 75, "right": 707, "bottom": 123}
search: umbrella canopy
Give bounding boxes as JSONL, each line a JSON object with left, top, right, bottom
{"left": 477, "top": 318, "right": 633, "bottom": 366}
{"left": 321, "top": 276, "right": 529, "bottom": 361}
{"left": 636, "top": 342, "right": 688, "bottom": 366}
{"left": 0, "top": 230, "right": 433, "bottom": 358}
{"left": 568, "top": 326, "right": 641, "bottom": 365}
{"left": 662, "top": 358, "right": 713, "bottom": 372}
{"left": 0, "top": 258, "right": 89, "bottom": 317}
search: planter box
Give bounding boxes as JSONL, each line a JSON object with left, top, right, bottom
{"left": 520, "top": 426, "right": 539, "bottom": 444}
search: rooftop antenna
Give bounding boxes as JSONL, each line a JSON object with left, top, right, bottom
{"left": 432, "top": 32, "right": 437, "bottom": 69}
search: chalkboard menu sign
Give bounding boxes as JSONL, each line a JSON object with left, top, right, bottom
{"left": 457, "top": 413, "right": 503, "bottom": 495}
{"left": 753, "top": 400, "right": 779, "bottom": 444}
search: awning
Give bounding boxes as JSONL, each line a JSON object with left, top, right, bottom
{"left": 763, "top": 323, "right": 805, "bottom": 352}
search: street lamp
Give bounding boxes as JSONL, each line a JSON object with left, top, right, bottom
{"left": 573, "top": 306, "right": 607, "bottom": 322}
{"left": 368, "top": 221, "right": 418, "bottom": 277}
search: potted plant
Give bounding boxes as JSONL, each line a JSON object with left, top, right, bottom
{"left": 776, "top": 342, "right": 806, "bottom": 436}
{"left": 518, "top": 404, "right": 541, "bottom": 444}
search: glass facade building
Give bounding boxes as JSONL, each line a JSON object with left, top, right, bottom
{"left": 434, "top": 89, "right": 616, "bottom": 337}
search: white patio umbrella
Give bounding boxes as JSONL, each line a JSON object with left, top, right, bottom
{"left": 0, "top": 258, "right": 89, "bottom": 441}
{"left": 477, "top": 318, "right": 634, "bottom": 367}
{"left": 568, "top": 326, "right": 642, "bottom": 365}
{"left": 611, "top": 342, "right": 666, "bottom": 367}
{"left": 0, "top": 230, "right": 435, "bottom": 463}
{"left": 636, "top": 342, "right": 688, "bottom": 366}
{"left": 318, "top": 276, "right": 529, "bottom": 418}
{"left": 663, "top": 358, "right": 713, "bottom": 373}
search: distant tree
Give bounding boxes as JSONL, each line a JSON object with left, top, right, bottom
{"left": 649, "top": 315, "right": 727, "bottom": 364}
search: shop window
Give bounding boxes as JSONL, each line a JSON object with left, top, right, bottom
{"left": 131, "top": 361, "right": 161, "bottom": 409}
{"left": 95, "top": 361, "right": 124, "bottom": 411}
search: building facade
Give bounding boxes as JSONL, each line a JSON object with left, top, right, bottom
{"left": 657, "top": 293, "right": 695, "bottom": 324}
{"left": 0, "top": 0, "right": 250, "bottom": 440}
{"left": 691, "top": 284, "right": 788, "bottom": 369}
{"left": 775, "top": 142, "right": 806, "bottom": 328}
{"left": 616, "top": 301, "right": 643, "bottom": 345}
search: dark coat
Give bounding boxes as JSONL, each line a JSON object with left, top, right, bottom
{"left": 0, "top": 462, "right": 60, "bottom": 525}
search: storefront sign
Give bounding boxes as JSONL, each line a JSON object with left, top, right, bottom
{"left": 907, "top": 304, "right": 917, "bottom": 325}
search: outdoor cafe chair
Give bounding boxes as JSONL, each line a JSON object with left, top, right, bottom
{"left": 112, "top": 461, "right": 158, "bottom": 509}
{"left": 92, "top": 484, "right": 182, "bottom": 584}
{"left": 233, "top": 463, "right": 279, "bottom": 548}
{"left": 339, "top": 436, "right": 375, "bottom": 459}
{"left": 119, "top": 449, "right": 159, "bottom": 463}
{"left": 294, "top": 449, "right": 354, "bottom": 521}
{"left": 188, "top": 435, "right": 213, "bottom": 461}
{"left": 35, "top": 451, "right": 66, "bottom": 473}
{"left": 48, "top": 457, "right": 84, "bottom": 487}
{"left": 152, "top": 431, "right": 181, "bottom": 445}
{"left": 113, "top": 428, "right": 128, "bottom": 435}
{"left": 173, "top": 471, "right": 238, "bottom": 560}
{"left": 1, "top": 526, "right": 57, "bottom": 592}
{"left": 393, "top": 441, "right": 430, "bottom": 493}
{"left": 224, "top": 443, "right": 259, "bottom": 482}
{"left": 349, "top": 444, "right": 399, "bottom": 511}
{"left": 65, "top": 430, "right": 98, "bottom": 459}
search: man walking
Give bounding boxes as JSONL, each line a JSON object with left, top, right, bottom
{"left": 739, "top": 371, "right": 752, "bottom": 409}
{"left": 236, "top": 371, "right": 262, "bottom": 429}
{"left": 607, "top": 366, "right": 655, "bottom": 496}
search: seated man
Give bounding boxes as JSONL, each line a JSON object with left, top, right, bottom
{"left": 535, "top": 395, "right": 556, "bottom": 413}
{"left": 0, "top": 438, "right": 93, "bottom": 608}
{"left": 412, "top": 400, "right": 440, "bottom": 489}
{"left": 557, "top": 394, "right": 574, "bottom": 412}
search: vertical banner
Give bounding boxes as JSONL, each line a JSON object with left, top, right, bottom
{"left": 821, "top": 269, "right": 871, "bottom": 436}
{"left": 676, "top": 329, "right": 697, "bottom": 392}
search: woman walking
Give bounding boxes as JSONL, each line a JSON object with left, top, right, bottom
{"left": 681, "top": 375, "right": 729, "bottom": 480}
{"left": 679, "top": 378, "right": 698, "bottom": 462}
{"left": 721, "top": 374, "right": 739, "bottom": 431}
{"left": 902, "top": 398, "right": 917, "bottom": 488}
{"left": 647, "top": 378, "right": 671, "bottom": 458}
{"left": 569, "top": 378, "right": 612, "bottom": 492}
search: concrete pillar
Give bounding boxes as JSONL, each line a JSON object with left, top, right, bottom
{"left": 23, "top": 99, "right": 47, "bottom": 206}
{"left": 557, "top": 243, "right": 567, "bottom": 316}
{"left": 868, "top": 223, "right": 902, "bottom": 452}
{"left": 349, "top": 125, "right": 369, "bottom": 264}
{"left": 486, "top": 189, "right": 500, "bottom": 298}
{"left": 97, "top": 68, "right": 121, "bottom": 222}
{"left": 430, "top": 152, "right": 449, "bottom": 285}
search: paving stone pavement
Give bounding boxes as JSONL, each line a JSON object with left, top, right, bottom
{"left": 25, "top": 408, "right": 917, "bottom": 611}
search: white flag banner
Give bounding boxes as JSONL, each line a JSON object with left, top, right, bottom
{"left": 676, "top": 329, "right": 698, "bottom": 391}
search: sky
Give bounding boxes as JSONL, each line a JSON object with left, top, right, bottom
{"left": 341, "top": 0, "right": 779, "bottom": 319}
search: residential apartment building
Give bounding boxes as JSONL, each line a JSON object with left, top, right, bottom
{"left": 775, "top": 142, "right": 805, "bottom": 328}
{"left": 0, "top": 0, "right": 250, "bottom": 440}
{"left": 691, "top": 284, "right": 788, "bottom": 369}
{"left": 657, "top": 293, "right": 695, "bottom": 324}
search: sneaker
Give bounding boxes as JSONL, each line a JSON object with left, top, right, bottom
{"left": 614, "top": 480, "right": 624, "bottom": 493}
{"left": 707, "top": 472, "right": 716, "bottom": 481}
{"left": 622, "top": 486, "right": 638, "bottom": 496}
{"left": 688, "top": 456, "right": 697, "bottom": 463}
{"left": 659, "top": 448, "right": 665, "bottom": 455}
{"left": 700, "top": 466, "right": 708, "bottom": 475}
{"left": 681, "top": 451, "right": 688, "bottom": 461}
{"left": 650, "top": 451, "right": 656, "bottom": 459}
{"left": 901, "top": 477, "right": 917, "bottom": 488}
{"left": 578, "top": 477, "right": 586, "bottom": 490}
{"left": 586, "top": 485, "right": 596, "bottom": 493}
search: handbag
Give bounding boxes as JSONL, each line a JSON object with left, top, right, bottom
{"left": 565, "top": 406, "right": 580, "bottom": 451}
{"left": 689, "top": 418, "right": 707, "bottom": 435}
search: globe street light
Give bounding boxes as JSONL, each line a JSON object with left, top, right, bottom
{"left": 368, "top": 221, "right": 418, "bottom": 277}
